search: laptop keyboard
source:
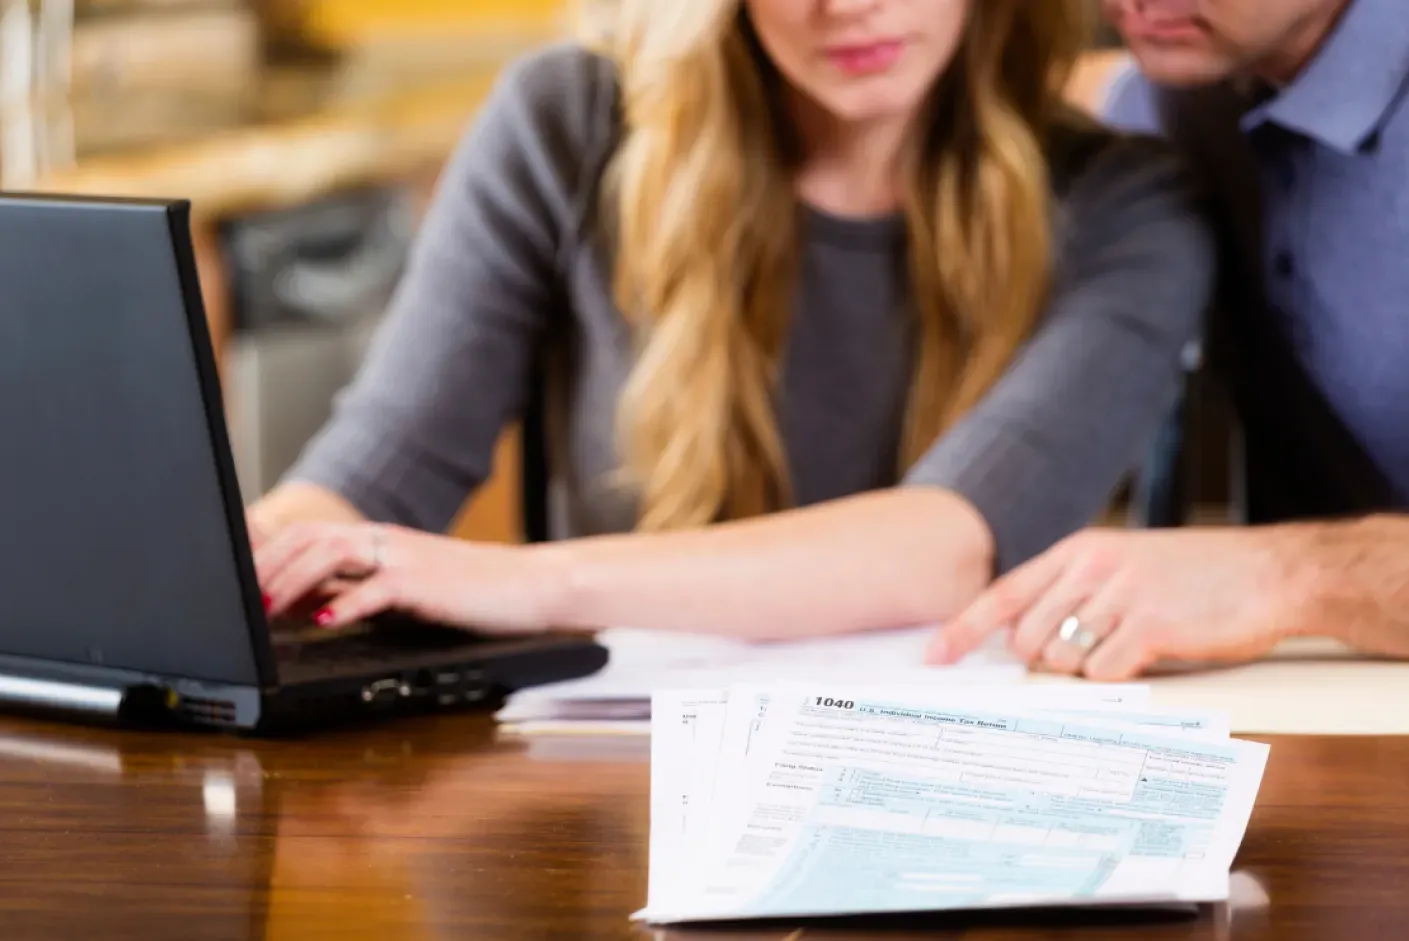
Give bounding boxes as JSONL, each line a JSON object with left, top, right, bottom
{"left": 271, "top": 618, "right": 485, "bottom": 680}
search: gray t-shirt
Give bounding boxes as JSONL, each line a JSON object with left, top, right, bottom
{"left": 285, "top": 43, "right": 1215, "bottom": 572}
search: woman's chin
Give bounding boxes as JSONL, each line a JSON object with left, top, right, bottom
{"left": 814, "top": 86, "right": 931, "bottom": 127}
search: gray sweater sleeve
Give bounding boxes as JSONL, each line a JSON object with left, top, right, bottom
{"left": 903, "top": 137, "right": 1215, "bottom": 572}
{"left": 283, "top": 48, "right": 610, "bottom": 530}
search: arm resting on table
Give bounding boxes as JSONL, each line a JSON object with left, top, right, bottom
{"left": 1292, "top": 514, "right": 1409, "bottom": 657}
{"left": 535, "top": 488, "right": 994, "bottom": 641}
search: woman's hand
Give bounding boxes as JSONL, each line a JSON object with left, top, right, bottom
{"left": 254, "top": 522, "right": 565, "bottom": 635}
{"left": 244, "top": 482, "right": 370, "bottom": 552}
{"left": 245, "top": 513, "right": 271, "bottom": 553}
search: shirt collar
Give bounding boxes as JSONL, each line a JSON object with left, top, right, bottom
{"left": 1240, "top": 0, "right": 1409, "bottom": 153}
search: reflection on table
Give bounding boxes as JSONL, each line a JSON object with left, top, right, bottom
{"left": 0, "top": 711, "right": 1407, "bottom": 940}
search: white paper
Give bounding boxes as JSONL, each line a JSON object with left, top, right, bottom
{"left": 497, "top": 626, "right": 1023, "bottom": 726}
{"left": 638, "top": 683, "right": 1266, "bottom": 925}
{"left": 648, "top": 687, "right": 732, "bottom": 914}
{"left": 646, "top": 682, "right": 1158, "bottom": 916}
{"left": 702, "top": 682, "right": 1157, "bottom": 835}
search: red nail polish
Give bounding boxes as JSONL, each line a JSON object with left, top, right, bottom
{"left": 313, "top": 608, "right": 335, "bottom": 627}
{"left": 262, "top": 594, "right": 272, "bottom": 613}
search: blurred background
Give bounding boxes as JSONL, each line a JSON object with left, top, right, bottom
{"left": 0, "top": 0, "right": 1135, "bottom": 544}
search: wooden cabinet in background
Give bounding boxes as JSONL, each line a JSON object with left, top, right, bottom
{"left": 265, "top": 0, "right": 570, "bottom": 53}
{"left": 450, "top": 425, "right": 523, "bottom": 545}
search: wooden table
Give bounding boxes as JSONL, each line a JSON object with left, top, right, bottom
{"left": 0, "top": 713, "right": 1405, "bottom": 940}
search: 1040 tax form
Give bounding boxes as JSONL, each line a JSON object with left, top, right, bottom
{"left": 637, "top": 682, "right": 1267, "bottom": 925}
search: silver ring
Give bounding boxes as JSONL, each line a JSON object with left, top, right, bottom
{"left": 1057, "top": 614, "right": 1101, "bottom": 652}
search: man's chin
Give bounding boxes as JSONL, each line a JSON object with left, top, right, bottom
{"left": 1128, "top": 45, "right": 1238, "bottom": 88}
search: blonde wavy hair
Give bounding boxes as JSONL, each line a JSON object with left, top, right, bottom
{"left": 601, "top": 0, "right": 1089, "bottom": 531}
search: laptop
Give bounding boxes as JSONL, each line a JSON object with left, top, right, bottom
{"left": 0, "top": 193, "right": 608, "bottom": 734}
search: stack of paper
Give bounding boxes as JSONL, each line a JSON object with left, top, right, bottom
{"left": 635, "top": 682, "right": 1269, "bottom": 925}
{"left": 496, "top": 627, "right": 1024, "bottom": 735}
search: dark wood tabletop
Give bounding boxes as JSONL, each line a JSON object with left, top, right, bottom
{"left": 0, "top": 713, "right": 1404, "bottom": 941}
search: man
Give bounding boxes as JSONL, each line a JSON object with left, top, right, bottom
{"left": 929, "top": 0, "right": 1409, "bottom": 679}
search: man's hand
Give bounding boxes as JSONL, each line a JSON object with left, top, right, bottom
{"left": 926, "top": 526, "right": 1320, "bottom": 680}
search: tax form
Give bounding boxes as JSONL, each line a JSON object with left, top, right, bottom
{"left": 639, "top": 684, "right": 1266, "bottom": 924}
{"left": 648, "top": 687, "right": 731, "bottom": 914}
{"left": 648, "top": 684, "right": 1155, "bottom": 918}
{"left": 643, "top": 683, "right": 1195, "bottom": 916}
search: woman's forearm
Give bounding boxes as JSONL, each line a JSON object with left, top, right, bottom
{"left": 534, "top": 488, "right": 995, "bottom": 641}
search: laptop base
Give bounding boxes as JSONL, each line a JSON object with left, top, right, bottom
{"left": 0, "top": 630, "right": 607, "bottom": 737}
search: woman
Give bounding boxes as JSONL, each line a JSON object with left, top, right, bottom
{"left": 251, "top": 0, "right": 1214, "bottom": 642}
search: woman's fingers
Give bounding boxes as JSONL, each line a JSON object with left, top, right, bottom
{"left": 259, "top": 524, "right": 382, "bottom": 615}
{"left": 245, "top": 514, "right": 270, "bottom": 553}
{"left": 312, "top": 575, "right": 402, "bottom": 628}
{"left": 269, "top": 577, "right": 361, "bottom": 622}
{"left": 264, "top": 548, "right": 351, "bottom": 615}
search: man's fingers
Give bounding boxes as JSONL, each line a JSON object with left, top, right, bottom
{"left": 927, "top": 549, "right": 1068, "bottom": 664}
{"left": 1081, "top": 622, "right": 1155, "bottom": 682}
{"left": 1010, "top": 561, "right": 1108, "bottom": 663}
{"left": 1039, "top": 579, "right": 1126, "bottom": 675}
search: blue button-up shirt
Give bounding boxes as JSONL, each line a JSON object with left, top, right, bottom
{"left": 1106, "top": 0, "right": 1409, "bottom": 506}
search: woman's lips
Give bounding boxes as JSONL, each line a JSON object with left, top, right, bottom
{"left": 826, "top": 39, "right": 907, "bottom": 76}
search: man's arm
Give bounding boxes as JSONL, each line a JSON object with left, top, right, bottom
{"left": 1294, "top": 515, "right": 1409, "bottom": 656}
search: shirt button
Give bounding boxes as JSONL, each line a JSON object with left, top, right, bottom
{"left": 1273, "top": 251, "right": 1295, "bottom": 278}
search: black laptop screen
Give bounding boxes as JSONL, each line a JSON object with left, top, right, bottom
{"left": 0, "top": 196, "right": 263, "bottom": 686}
